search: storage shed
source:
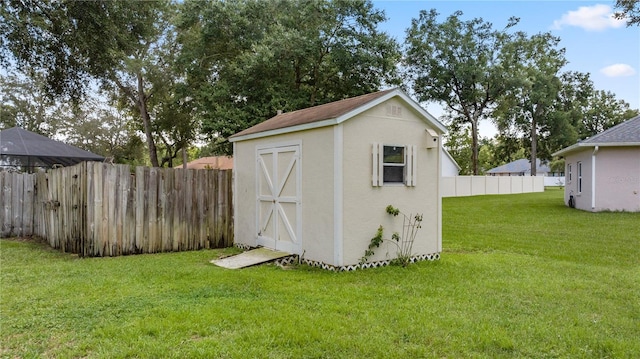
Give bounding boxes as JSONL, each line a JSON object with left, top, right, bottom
{"left": 229, "top": 89, "right": 447, "bottom": 270}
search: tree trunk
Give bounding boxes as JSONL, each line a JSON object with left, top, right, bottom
{"left": 182, "top": 147, "right": 187, "bottom": 169}
{"left": 530, "top": 121, "right": 537, "bottom": 176}
{"left": 137, "top": 72, "right": 160, "bottom": 167}
{"left": 471, "top": 118, "right": 479, "bottom": 175}
{"left": 530, "top": 107, "right": 541, "bottom": 176}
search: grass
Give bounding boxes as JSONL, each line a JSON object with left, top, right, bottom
{"left": 1, "top": 188, "right": 639, "bottom": 358}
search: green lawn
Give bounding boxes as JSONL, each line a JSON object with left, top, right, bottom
{"left": 1, "top": 189, "right": 639, "bottom": 358}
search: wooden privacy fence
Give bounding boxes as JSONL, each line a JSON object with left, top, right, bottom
{"left": 1, "top": 162, "right": 233, "bottom": 256}
{"left": 1, "top": 171, "right": 35, "bottom": 238}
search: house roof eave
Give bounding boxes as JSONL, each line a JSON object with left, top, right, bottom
{"left": 229, "top": 118, "right": 338, "bottom": 142}
{"left": 553, "top": 142, "right": 640, "bottom": 157}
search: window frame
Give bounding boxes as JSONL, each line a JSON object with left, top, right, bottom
{"left": 577, "top": 161, "right": 582, "bottom": 194}
{"left": 382, "top": 145, "right": 406, "bottom": 184}
{"left": 567, "top": 163, "right": 572, "bottom": 182}
{"left": 372, "top": 143, "right": 417, "bottom": 187}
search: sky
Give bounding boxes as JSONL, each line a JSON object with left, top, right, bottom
{"left": 372, "top": 0, "right": 640, "bottom": 138}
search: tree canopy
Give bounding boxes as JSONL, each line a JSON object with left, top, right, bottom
{"left": 492, "top": 31, "right": 567, "bottom": 175}
{"left": 0, "top": 0, "right": 163, "bottom": 100}
{"left": 177, "top": 0, "right": 401, "bottom": 154}
{"left": 1, "top": 1, "right": 636, "bottom": 169}
{"left": 404, "top": 10, "right": 518, "bottom": 175}
{"left": 614, "top": 0, "right": 640, "bottom": 26}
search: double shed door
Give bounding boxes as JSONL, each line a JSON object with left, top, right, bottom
{"left": 256, "top": 144, "right": 302, "bottom": 254}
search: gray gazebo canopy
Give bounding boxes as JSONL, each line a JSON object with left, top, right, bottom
{"left": 0, "top": 127, "right": 104, "bottom": 170}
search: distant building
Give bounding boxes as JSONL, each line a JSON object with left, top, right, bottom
{"left": 553, "top": 115, "right": 640, "bottom": 212}
{"left": 486, "top": 158, "right": 561, "bottom": 177}
{"left": 185, "top": 156, "right": 233, "bottom": 170}
{"left": 441, "top": 148, "right": 461, "bottom": 176}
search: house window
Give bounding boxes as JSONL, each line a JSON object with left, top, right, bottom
{"left": 372, "top": 143, "right": 417, "bottom": 187}
{"left": 577, "top": 161, "right": 582, "bottom": 193}
{"left": 567, "top": 163, "right": 572, "bottom": 182}
{"left": 383, "top": 146, "right": 405, "bottom": 183}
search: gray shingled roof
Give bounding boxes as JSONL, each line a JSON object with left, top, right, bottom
{"left": 553, "top": 115, "right": 640, "bottom": 156}
{"left": 486, "top": 158, "right": 550, "bottom": 175}
{"left": 1, "top": 127, "right": 104, "bottom": 168}
{"left": 582, "top": 115, "right": 640, "bottom": 144}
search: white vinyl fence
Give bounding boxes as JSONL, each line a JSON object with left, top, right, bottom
{"left": 442, "top": 176, "right": 545, "bottom": 197}
{"left": 544, "top": 176, "right": 565, "bottom": 187}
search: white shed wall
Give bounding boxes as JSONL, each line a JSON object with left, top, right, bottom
{"left": 340, "top": 99, "right": 441, "bottom": 266}
{"left": 233, "top": 127, "right": 337, "bottom": 263}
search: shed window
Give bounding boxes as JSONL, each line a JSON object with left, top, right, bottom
{"left": 383, "top": 146, "right": 405, "bottom": 183}
{"left": 577, "top": 161, "right": 582, "bottom": 193}
{"left": 372, "top": 144, "right": 417, "bottom": 186}
{"left": 567, "top": 163, "right": 572, "bottom": 182}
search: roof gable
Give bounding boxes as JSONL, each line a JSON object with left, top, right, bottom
{"left": 229, "top": 89, "right": 446, "bottom": 142}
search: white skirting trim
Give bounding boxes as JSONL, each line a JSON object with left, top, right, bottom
{"left": 233, "top": 244, "right": 440, "bottom": 271}
{"left": 234, "top": 243, "right": 253, "bottom": 250}
{"left": 276, "top": 252, "right": 440, "bottom": 271}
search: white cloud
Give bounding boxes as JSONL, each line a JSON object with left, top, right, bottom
{"left": 551, "top": 4, "right": 626, "bottom": 31}
{"left": 600, "top": 64, "right": 637, "bottom": 77}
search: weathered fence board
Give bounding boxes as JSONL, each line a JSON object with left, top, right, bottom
{"left": 1, "top": 162, "right": 234, "bottom": 256}
{"left": 0, "top": 171, "right": 36, "bottom": 237}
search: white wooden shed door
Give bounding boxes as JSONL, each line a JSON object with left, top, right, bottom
{"left": 256, "top": 145, "right": 301, "bottom": 254}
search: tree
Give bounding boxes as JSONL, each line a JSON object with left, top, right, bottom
{"left": 554, "top": 71, "right": 637, "bottom": 141}
{"left": 444, "top": 127, "right": 504, "bottom": 175}
{"left": 614, "top": 0, "right": 640, "bottom": 26}
{"left": 1, "top": 0, "right": 192, "bottom": 167}
{"left": 0, "top": 73, "right": 62, "bottom": 136}
{"left": 493, "top": 31, "right": 567, "bottom": 175}
{"left": 580, "top": 90, "right": 638, "bottom": 139}
{"left": 552, "top": 71, "right": 592, "bottom": 142}
{"left": 58, "top": 101, "right": 146, "bottom": 166}
{"left": 404, "top": 10, "right": 518, "bottom": 175}
{"left": 444, "top": 126, "right": 473, "bottom": 175}
{"left": 492, "top": 133, "right": 526, "bottom": 169}
{"left": 0, "top": 1, "right": 161, "bottom": 100}
{"left": 0, "top": 71, "right": 146, "bottom": 164}
{"left": 177, "top": 0, "right": 401, "bottom": 154}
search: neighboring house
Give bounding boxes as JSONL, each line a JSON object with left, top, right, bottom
{"left": 486, "top": 158, "right": 560, "bottom": 177}
{"left": 229, "top": 88, "right": 447, "bottom": 270}
{"left": 553, "top": 115, "right": 640, "bottom": 212}
{"left": 186, "top": 156, "right": 233, "bottom": 170}
{"left": 441, "top": 147, "right": 461, "bottom": 176}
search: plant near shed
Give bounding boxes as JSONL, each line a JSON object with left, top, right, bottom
{"left": 360, "top": 205, "right": 423, "bottom": 267}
